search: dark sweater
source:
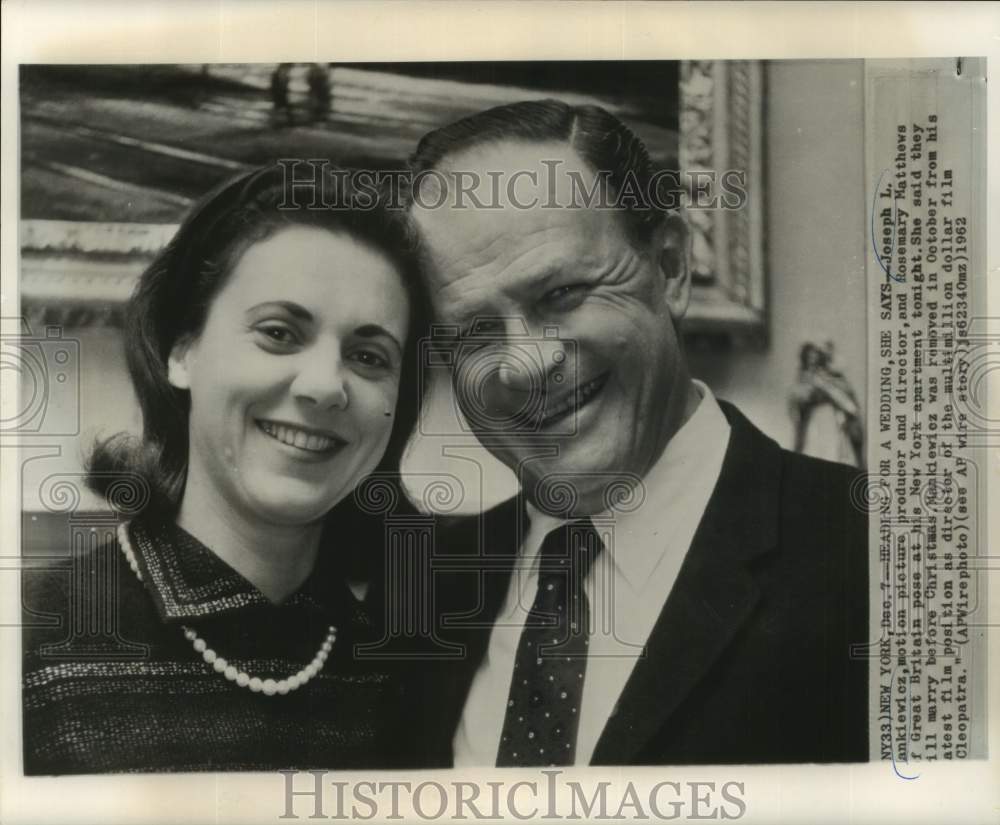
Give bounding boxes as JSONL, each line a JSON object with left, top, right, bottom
{"left": 22, "top": 517, "right": 406, "bottom": 774}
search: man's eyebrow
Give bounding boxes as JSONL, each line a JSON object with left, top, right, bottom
{"left": 462, "top": 267, "right": 569, "bottom": 315}
{"left": 246, "top": 301, "right": 313, "bottom": 322}
{"left": 512, "top": 266, "right": 566, "bottom": 293}
{"left": 354, "top": 323, "right": 403, "bottom": 351}
{"left": 441, "top": 262, "right": 587, "bottom": 332}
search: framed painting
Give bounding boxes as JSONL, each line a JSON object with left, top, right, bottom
{"left": 19, "top": 60, "right": 766, "bottom": 344}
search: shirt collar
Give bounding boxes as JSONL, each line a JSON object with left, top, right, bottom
{"left": 126, "top": 518, "right": 339, "bottom": 623}
{"left": 521, "top": 502, "right": 565, "bottom": 572}
{"left": 612, "top": 380, "right": 730, "bottom": 590}
{"left": 523, "top": 380, "right": 731, "bottom": 592}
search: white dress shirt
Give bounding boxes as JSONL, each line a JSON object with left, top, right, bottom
{"left": 453, "top": 381, "right": 732, "bottom": 765}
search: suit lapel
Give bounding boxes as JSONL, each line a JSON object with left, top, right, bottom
{"left": 591, "top": 403, "right": 783, "bottom": 764}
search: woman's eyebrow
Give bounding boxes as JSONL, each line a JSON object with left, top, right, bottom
{"left": 245, "top": 301, "right": 314, "bottom": 322}
{"left": 354, "top": 323, "right": 402, "bottom": 351}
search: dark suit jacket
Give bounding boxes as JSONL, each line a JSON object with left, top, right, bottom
{"left": 410, "top": 401, "right": 869, "bottom": 765}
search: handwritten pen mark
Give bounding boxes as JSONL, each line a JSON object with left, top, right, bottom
{"left": 889, "top": 666, "right": 921, "bottom": 781}
{"left": 871, "top": 168, "right": 905, "bottom": 284}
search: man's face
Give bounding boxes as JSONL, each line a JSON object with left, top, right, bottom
{"left": 413, "top": 141, "right": 695, "bottom": 514}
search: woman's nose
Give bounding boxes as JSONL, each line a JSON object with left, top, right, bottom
{"left": 291, "top": 348, "right": 349, "bottom": 410}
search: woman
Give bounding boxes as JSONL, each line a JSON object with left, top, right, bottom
{"left": 22, "top": 163, "right": 429, "bottom": 773}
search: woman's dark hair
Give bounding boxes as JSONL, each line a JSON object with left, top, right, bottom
{"left": 89, "top": 162, "right": 429, "bottom": 519}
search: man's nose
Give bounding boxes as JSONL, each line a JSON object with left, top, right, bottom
{"left": 493, "top": 325, "right": 568, "bottom": 393}
{"left": 291, "top": 345, "right": 349, "bottom": 410}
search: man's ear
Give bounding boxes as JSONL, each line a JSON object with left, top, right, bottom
{"left": 657, "top": 212, "right": 691, "bottom": 320}
{"left": 167, "top": 335, "right": 196, "bottom": 390}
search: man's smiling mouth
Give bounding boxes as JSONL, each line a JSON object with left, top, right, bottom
{"left": 538, "top": 373, "right": 608, "bottom": 428}
{"left": 256, "top": 420, "right": 346, "bottom": 453}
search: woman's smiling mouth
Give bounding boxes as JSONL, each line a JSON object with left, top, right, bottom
{"left": 256, "top": 420, "right": 346, "bottom": 454}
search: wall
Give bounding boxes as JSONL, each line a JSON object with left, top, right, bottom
{"left": 19, "top": 325, "right": 139, "bottom": 513}
{"left": 690, "top": 59, "right": 867, "bottom": 447}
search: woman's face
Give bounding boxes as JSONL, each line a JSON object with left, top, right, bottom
{"left": 168, "top": 225, "right": 410, "bottom": 527}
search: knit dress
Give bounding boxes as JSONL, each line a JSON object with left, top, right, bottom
{"left": 22, "top": 517, "right": 408, "bottom": 774}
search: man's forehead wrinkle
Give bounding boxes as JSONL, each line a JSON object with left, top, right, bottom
{"left": 481, "top": 224, "right": 594, "bottom": 297}
{"left": 418, "top": 209, "right": 505, "bottom": 282}
{"left": 452, "top": 216, "right": 577, "bottom": 280}
{"left": 435, "top": 281, "right": 493, "bottom": 324}
{"left": 602, "top": 243, "right": 646, "bottom": 282}
{"left": 432, "top": 232, "right": 578, "bottom": 326}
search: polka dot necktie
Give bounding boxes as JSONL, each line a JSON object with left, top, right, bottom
{"left": 495, "top": 519, "right": 603, "bottom": 767}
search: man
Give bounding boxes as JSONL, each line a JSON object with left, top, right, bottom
{"left": 405, "top": 100, "right": 868, "bottom": 766}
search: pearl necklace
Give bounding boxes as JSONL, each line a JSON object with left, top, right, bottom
{"left": 117, "top": 522, "right": 337, "bottom": 697}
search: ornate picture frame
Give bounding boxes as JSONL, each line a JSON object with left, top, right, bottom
{"left": 680, "top": 60, "right": 767, "bottom": 346}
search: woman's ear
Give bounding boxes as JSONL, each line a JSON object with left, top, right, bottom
{"left": 657, "top": 212, "right": 692, "bottom": 320}
{"left": 167, "top": 336, "right": 195, "bottom": 390}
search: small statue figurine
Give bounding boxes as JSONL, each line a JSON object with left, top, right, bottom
{"left": 789, "top": 340, "right": 865, "bottom": 468}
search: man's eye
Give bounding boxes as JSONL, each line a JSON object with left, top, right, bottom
{"left": 544, "top": 284, "right": 587, "bottom": 306}
{"left": 463, "top": 320, "right": 502, "bottom": 339}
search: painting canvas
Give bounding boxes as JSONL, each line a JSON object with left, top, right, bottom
{"left": 20, "top": 60, "right": 765, "bottom": 343}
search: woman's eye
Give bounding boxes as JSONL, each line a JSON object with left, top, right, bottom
{"left": 350, "top": 349, "right": 390, "bottom": 369}
{"left": 254, "top": 323, "right": 300, "bottom": 348}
